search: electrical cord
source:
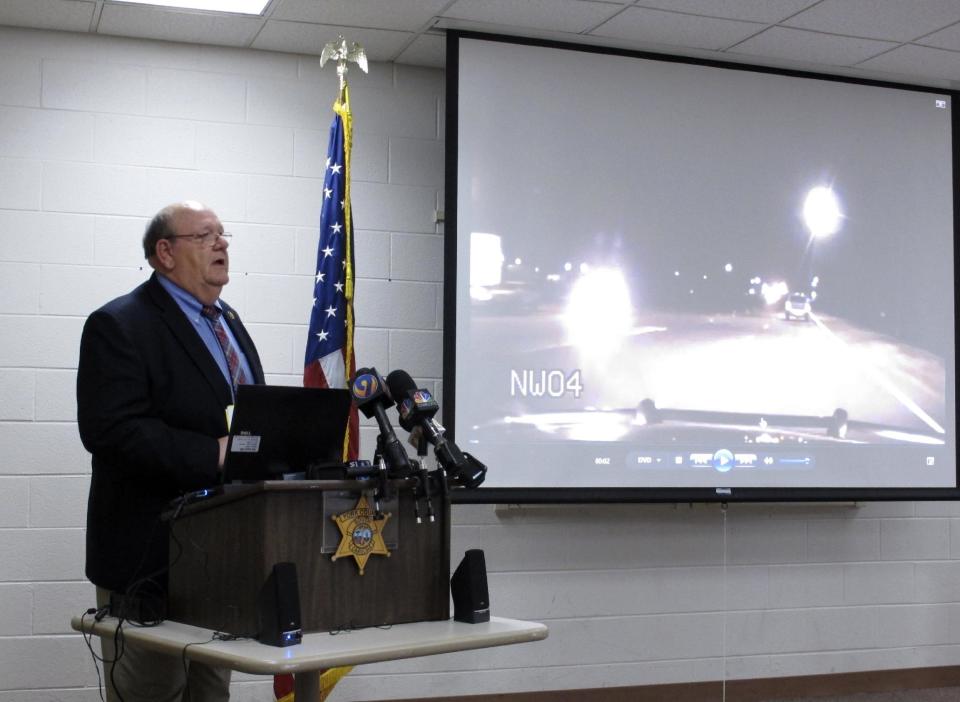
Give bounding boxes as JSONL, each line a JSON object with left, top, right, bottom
{"left": 77, "top": 603, "right": 130, "bottom": 702}
{"left": 119, "top": 496, "right": 188, "bottom": 627}
{"left": 79, "top": 609, "right": 108, "bottom": 702}
{"left": 83, "top": 488, "right": 256, "bottom": 701}
{"left": 110, "top": 620, "right": 127, "bottom": 702}
{"left": 110, "top": 495, "right": 192, "bottom": 697}
{"left": 179, "top": 631, "right": 255, "bottom": 702}
{"left": 180, "top": 634, "right": 217, "bottom": 702}
{"left": 79, "top": 492, "right": 194, "bottom": 702}
{"left": 329, "top": 621, "right": 393, "bottom": 635}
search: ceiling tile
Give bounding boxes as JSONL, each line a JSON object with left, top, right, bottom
{"left": 272, "top": 0, "right": 450, "bottom": 32}
{"left": 591, "top": 6, "right": 765, "bottom": 51}
{"left": 396, "top": 33, "right": 445, "bottom": 68}
{"left": 252, "top": 21, "right": 413, "bottom": 61}
{"left": 857, "top": 43, "right": 960, "bottom": 82}
{"left": 2, "top": 0, "right": 956, "bottom": 81}
{"left": 0, "top": 0, "right": 95, "bottom": 32}
{"left": 631, "top": 0, "right": 817, "bottom": 25}
{"left": 98, "top": 5, "right": 262, "bottom": 46}
{"left": 443, "top": 0, "right": 622, "bottom": 34}
{"left": 916, "top": 22, "right": 960, "bottom": 51}
{"left": 730, "top": 26, "right": 897, "bottom": 67}
{"left": 784, "top": 0, "right": 960, "bottom": 42}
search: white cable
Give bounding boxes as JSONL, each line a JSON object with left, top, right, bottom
{"left": 722, "top": 502, "right": 728, "bottom": 702}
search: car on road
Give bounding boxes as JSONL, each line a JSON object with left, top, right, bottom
{"left": 784, "top": 292, "right": 811, "bottom": 321}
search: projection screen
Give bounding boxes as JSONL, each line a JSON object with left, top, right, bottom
{"left": 444, "top": 32, "right": 959, "bottom": 502}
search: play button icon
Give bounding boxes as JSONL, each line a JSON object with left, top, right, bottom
{"left": 713, "top": 449, "right": 734, "bottom": 473}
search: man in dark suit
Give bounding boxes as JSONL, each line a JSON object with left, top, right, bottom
{"left": 78, "top": 201, "right": 264, "bottom": 701}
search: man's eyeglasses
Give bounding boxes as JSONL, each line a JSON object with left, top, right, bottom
{"left": 169, "top": 231, "right": 232, "bottom": 246}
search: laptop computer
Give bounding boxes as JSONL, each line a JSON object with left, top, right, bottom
{"left": 222, "top": 385, "right": 352, "bottom": 483}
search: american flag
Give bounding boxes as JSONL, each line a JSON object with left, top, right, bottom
{"left": 304, "top": 88, "right": 360, "bottom": 462}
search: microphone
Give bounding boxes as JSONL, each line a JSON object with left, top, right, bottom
{"left": 385, "top": 370, "right": 486, "bottom": 489}
{"left": 350, "top": 367, "right": 412, "bottom": 476}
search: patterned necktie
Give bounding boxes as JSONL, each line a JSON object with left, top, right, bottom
{"left": 201, "top": 305, "right": 250, "bottom": 389}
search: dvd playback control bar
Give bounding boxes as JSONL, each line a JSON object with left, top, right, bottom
{"left": 603, "top": 450, "right": 818, "bottom": 473}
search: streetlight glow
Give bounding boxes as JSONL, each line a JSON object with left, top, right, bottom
{"left": 803, "top": 186, "right": 842, "bottom": 238}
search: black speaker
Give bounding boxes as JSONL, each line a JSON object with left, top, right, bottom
{"left": 258, "top": 562, "right": 302, "bottom": 647}
{"left": 451, "top": 549, "right": 490, "bottom": 624}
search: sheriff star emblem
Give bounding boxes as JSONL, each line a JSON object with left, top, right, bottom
{"left": 331, "top": 495, "right": 390, "bottom": 575}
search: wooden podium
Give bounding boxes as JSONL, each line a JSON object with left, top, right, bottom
{"left": 166, "top": 480, "right": 450, "bottom": 636}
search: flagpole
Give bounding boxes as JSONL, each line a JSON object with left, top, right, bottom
{"left": 287, "top": 36, "right": 368, "bottom": 702}
{"left": 320, "top": 35, "right": 367, "bottom": 463}
{"left": 335, "top": 86, "right": 355, "bottom": 463}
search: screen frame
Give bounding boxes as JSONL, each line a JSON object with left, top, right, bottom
{"left": 443, "top": 30, "right": 960, "bottom": 504}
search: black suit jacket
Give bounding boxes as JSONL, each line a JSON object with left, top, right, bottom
{"left": 77, "top": 272, "right": 265, "bottom": 593}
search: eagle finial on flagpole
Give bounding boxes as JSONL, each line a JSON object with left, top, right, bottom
{"left": 320, "top": 35, "right": 368, "bottom": 96}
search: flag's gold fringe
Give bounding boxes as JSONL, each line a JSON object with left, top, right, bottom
{"left": 320, "top": 665, "right": 355, "bottom": 700}
{"left": 276, "top": 665, "right": 353, "bottom": 700}
{"left": 335, "top": 86, "right": 356, "bottom": 462}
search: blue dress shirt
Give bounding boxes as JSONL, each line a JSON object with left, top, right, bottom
{"left": 157, "top": 274, "right": 255, "bottom": 400}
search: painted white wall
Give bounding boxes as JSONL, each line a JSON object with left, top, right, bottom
{"left": 1, "top": 24, "right": 959, "bottom": 702}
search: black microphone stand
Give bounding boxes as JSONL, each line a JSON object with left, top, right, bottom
{"left": 410, "top": 432, "right": 439, "bottom": 524}
{"left": 370, "top": 435, "right": 395, "bottom": 520}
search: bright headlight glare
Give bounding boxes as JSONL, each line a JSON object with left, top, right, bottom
{"left": 564, "top": 267, "right": 633, "bottom": 358}
{"left": 761, "top": 280, "right": 789, "bottom": 305}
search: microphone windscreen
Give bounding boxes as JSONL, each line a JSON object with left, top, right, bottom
{"left": 386, "top": 369, "right": 418, "bottom": 400}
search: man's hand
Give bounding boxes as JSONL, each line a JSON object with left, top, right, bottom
{"left": 218, "top": 436, "right": 229, "bottom": 469}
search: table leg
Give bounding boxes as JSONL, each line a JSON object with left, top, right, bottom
{"left": 294, "top": 670, "right": 320, "bottom": 702}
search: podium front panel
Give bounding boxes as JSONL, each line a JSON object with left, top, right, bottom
{"left": 166, "top": 482, "right": 450, "bottom": 635}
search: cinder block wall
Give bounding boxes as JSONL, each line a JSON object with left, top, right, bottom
{"left": 2, "top": 25, "right": 960, "bottom": 702}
